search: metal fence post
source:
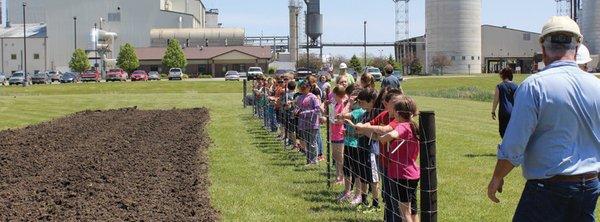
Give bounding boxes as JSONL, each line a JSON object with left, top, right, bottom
{"left": 419, "top": 111, "right": 437, "bottom": 222}
{"left": 243, "top": 79, "right": 247, "bottom": 108}
{"left": 326, "top": 104, "right": 331, "bottom": 189}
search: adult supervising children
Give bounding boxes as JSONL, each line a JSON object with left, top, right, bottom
{"left": 336, "top": 63, "right": 356, "bottom": 85}
{"left": 487, "top": 16, "right": 600, "bottom": 221}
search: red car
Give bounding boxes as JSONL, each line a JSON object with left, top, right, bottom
{"left": 130, "top": 70, "right": 148, "bottom": 81}
{"left": 106, "top": 68, "right": 128, "bottom": 82}
{"left": 80, "top": 69, "right": 101, "bottom": 82}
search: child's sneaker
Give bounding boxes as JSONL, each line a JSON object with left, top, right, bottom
{"left": 350, "top": 195, "right": 363, "bottom": 207}
{"left": 336, "top": 192, "right": 352, "bottom": 203}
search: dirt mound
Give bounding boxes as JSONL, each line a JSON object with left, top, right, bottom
{"left": 0, "top": 107, "right": 219, "bottom": 221}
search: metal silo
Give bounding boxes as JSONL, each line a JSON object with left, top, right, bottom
{"left": 580, "top": 0, "right": 600, "bottom": 55}
{"left": 426, "top": 0, "right": 481, "bottom": 74}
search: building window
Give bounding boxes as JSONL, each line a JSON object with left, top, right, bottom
{"left": 523, "top": 33, "right": 531, "bottom": 41}
{"left": 108, "top": 12, "right": 121, "bottom": 22}
{"left": 34, "top": 70, "right": 40, "bottom": 74}
{"left": 471, "top": 56, "right": 474, "bottom": 60}
{"left": 451, "top": 56, "right": 455, "bottom": 61}
{"left": 11, "top": 54, "right": 17, "bottom": 60}
{"left": 478, "top": 56, "right": 481, "bottom": 60}
{"left": 34, "top": 54, "right": 40, "bottom": 59}
{"left": 462, "top": 56, "right": 466, "bottom": 60}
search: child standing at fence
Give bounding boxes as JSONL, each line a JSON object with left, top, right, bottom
{"left": 296, "top": 80, "right": 321, "bottom": 165}
{"left": 330, "top": 86, "right": 347, "bottom": 184}
{"left": 379, "top": 95, "right": 420, "bottom": 222}
{"left": 336, "top": 85, "right": 364, "bottom": 203}
{"left": 283, "top": 77, "right": 297, "bottom": 147}
{"left": 351, "top": 88, "right": 380, "bottom": 209}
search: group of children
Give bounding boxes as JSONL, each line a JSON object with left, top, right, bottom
{"left": 252, "top": 69, "right": 421, "bottom": 222}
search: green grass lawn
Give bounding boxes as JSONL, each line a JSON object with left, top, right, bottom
{"left": 0, "top": 75, "right": 595, "bottom": 221}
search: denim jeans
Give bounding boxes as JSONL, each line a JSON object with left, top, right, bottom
{"left": 513, "top": 178, "right": 600, "bottom": 222}
{"left": 302, "top": 129, "right": 319, "bottom": 164}
{"left": 316, "top": 128, "right": 323, "bottom": 156}
{"left": 268, "top": 106, "right": 277, "bottom": 132}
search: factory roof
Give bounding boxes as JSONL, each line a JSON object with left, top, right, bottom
{"left": 136, "top": 46, "right": 273, "bottom": 60}
{"left": 0, "top": 23, "right": 47, "bottom": 38}
{"left": 482, "top": 24, "right": 541, "bottom": 35}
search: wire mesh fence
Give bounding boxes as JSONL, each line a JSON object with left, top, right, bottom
{"left": 243, "top": 79, "right": 437, "bottom": 222}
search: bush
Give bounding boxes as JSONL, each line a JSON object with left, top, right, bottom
{"left": 268, "top": 67, "right": 276, "bottom": 74}
{"left": 182, "top": 74, "right": 189, "bottom": 79}
{"left": 200, "top": 74, "right": 213, "bottom": 79}
{"left": 160, "top": 73, "right": 168, "bottom": 79}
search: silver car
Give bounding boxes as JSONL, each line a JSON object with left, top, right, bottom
{"left": 168, "top": 68, "right": 183, "bottom": 80}
{"left": 8, "top": 72, "right": 31, "bottom": 85}
{"left": 365, "top": 67, "right": 383, "bottom": 81}
{"left": 148, "top": 71, "right": 161, "bottom": 81}
{"left": 225, "top": 71, "right": 240, "bottom": 81}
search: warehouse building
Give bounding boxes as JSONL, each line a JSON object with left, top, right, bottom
{"left": 396, "top": 25, "right": 543, "bottom": 74}
{"left": 0, "top": 24, "right": 47, "bottom": 74}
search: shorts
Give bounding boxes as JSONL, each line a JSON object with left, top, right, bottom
{"left": 343, "top": 146, "right": 359, "bottom": 178}
{"left": 390, "top": 179, "right": 418, "bottom": 204}
{"left": 356, "top": 145, "right": 379, "bottom": 183}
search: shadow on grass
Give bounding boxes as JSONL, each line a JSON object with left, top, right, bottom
{"left": 242, "top": 113, "right": 378, "bottom": 221}
{"left": 464, "top": 153, "right": 496, "bottom": 158}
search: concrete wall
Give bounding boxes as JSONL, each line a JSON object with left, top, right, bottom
{"left": 7, "top": 0, "right": 203, "bottom": 70}
{"left": 1, "top": 37, "right": 47, "bottom": 74}
{"left": 482, "top": 25, "right": 540, "bottom": 59}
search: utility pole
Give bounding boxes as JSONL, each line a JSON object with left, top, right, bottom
{"left": 363, "top": 21, "right": 367, "bottom": 68}
{"left": 73, "top": 16, "right": 77, "bottom": 51}
{"left": 22, "top": 1, "right": 27, "bottom": 87}
{"left": 306, "top": 10, "right": 310, "bottom": 71}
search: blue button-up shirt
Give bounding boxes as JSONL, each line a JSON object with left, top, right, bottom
{"left": 497, "top": 60, "right": 600, "bottom": 180}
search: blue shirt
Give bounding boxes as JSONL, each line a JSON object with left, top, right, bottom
{"left": 344, "top": 108, "right": 366, "bottom": 148}
{"left": 497, "top": 60, "right": 600, "bottom": 180}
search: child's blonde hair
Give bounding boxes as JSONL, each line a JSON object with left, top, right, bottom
{"left": 393, "top": 95, "right": 420, "bottom": 140}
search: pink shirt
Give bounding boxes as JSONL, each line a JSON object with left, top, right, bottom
{"left": 386, "top": 122, "right": 420, "bottom": 180}
{"left": 330, "top": 94, "right": 346, "bottom": 141}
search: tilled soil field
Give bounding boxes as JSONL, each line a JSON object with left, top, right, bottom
{"left": 0, "top": 107, "right": 219, "bottom": 221}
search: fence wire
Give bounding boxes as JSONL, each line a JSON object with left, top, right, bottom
{"left": 243, "top": 78, "right": 437, "bottom": 222}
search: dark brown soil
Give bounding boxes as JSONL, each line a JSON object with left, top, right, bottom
{"left": 0, "top": 107, "right": 219, "bottom": 221}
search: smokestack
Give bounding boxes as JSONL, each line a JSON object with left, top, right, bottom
{"left": 2, "top": 0, "right": 8, "bottom": 28}
{"left": 289, "top": 0, "right": 299, "bottom": 64}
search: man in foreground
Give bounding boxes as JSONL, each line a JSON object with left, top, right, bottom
{"left": 487, "top": 16, "right": 600, "bottom": 221}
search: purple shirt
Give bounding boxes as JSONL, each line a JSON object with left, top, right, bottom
{"left": 297, "top": 93, "right": 321, "bottom": 130}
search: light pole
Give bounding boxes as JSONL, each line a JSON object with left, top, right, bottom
{"left": 73, "top": 16, "right": 77, "bottom": 51}
{"left": 22, "top": 1, "right": 27, "bottom": 87}
{"left": 363, "top": 21, "right": 367, "bottom": 68}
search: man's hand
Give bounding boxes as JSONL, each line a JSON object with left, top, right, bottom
{"left": 491, "top": 112, "right": 497, "bottom": 120}
{"left": 487, "top": 177, "right": 504, "bottom": 203}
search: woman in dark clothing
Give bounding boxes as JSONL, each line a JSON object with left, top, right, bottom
{"left": 492, "top": 68, "right": 518, "bottom": 138}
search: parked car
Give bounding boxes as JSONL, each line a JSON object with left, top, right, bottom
{"left": 225, "top": 71, "right": 240, "bottom": 81}
{"left": 274, "top": 69, "right": 290, "bottom": 77}
{"left": 392, "top": 70, "right": 404, "bottom": 82}
{"left": 131, "top": 70, "right": 148, "bottom": 81}
{"left": 296, "top": 67, "right": 312, "bottom": 80}
{"left": 31, "top": 72, "right": 51, "bottom": 84}
{"left": 148, "top": 71, "right": 161, "bottom": 81}
{"left": 168, "top": 68, "right": 183, "bottom": 80}
{"left": 365, "top": 67, "right": 383, "bottom": 81}
{"left": 106, "top": 68, "right": 128, "bottom": 82}
{"left": 238, "top": 72, "right": 247, "bottom": 79}
{"left": 48, "top": 71, "right": 62, "bottom": 82}
{"left": 80, "top": 69, "right": 101, "bottom": 82}
{"left": 0, "top": 73, "right": 6, "bottom": 85}
{"left": 8, "top": 71, "right": 31, "bottom": 85}
{"left": 60, "top": 72, "right": 79, "bottom": 83}
{"left": 247, "top": 67, "right": 263, "bottom": 80}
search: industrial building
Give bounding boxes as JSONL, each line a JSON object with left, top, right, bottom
{"left": 396, "top": 25, "right": 542, "bottom": 74}
{"left": 0, "top": 24, "right": 47, "bottom": 74}
{"left": 0, "top": 0, "right": 269, "bottom": 76}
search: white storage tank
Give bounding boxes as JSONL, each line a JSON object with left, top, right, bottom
{"left": 580, "top": 0, "right": 600, "bottom": 55}
{"left": 426, "top": 0, "right": 482, "bottom": 74}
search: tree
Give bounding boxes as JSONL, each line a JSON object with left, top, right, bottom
{"left": 431, "top": 52, "right": 452, "bottom": 75}
{"left": 296, "top": 53, "right": 323, "bottom": 70}
{"left": 401, "top": 53, "right": 417, "bottom": 75}
{"left": 387, "top": 55, "right": 402, "bottom": 70}
{"left": 69, "top": 48, "right": 90, "bottom": 72}
{"left": 348, "top": 55, "right": 362, "bottom": 73}
{"left": 410, "top": 58, "right": 423, "bottom": 75}
{"left": 116, "top": 43, "right": 140, "bottom": 74}
{"left": 369, "top": 56, "right": 387, "bottom": 71}
{"left": 162, "top": 38, "right": 187, "bottom": 71}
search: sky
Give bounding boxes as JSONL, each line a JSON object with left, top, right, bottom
{"left": 202, "top": 0, "right": 556, "bottom": 58}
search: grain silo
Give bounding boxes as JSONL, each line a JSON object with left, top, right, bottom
{"left": 580, "top": 0, "right": 600, "bottom": 55}
{"left": 426, "top": 0, "right": 482, "bottom": 74}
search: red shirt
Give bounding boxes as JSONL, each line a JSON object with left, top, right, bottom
{"left": 387, "top": 122, "right": 420, "bottom": 180}
{"left": 370, "top": 111, "right": 398, "bottom": 168}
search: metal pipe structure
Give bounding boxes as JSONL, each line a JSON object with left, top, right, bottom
{"left": 364, "top": 21, "right": 367, "bottom": 67}
{"left": 22, "top": 1, "right": 27, "bottom": 87}
{"left": 73, "top": 16, "right": 77, "bottom": 51}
